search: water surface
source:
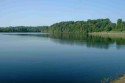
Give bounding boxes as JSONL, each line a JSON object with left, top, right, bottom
{"left": 0, "top": 33, "right": 125, "bottom": 83}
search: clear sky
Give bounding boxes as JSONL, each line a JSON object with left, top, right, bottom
{"left": 0, "top": 0, "right": 125, "bottom": 27}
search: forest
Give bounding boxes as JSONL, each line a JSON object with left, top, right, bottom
{"left": 0, "top": 26, "right": 49, "bottom": 32}
{"left": 0, "top": 19, "right": 125, "bottom": 33}
{"left": 48, "top": 18, "right": 125, "bottom": 33}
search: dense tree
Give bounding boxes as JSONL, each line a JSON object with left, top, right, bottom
{"left": 0, "top": 18, "right": 125, "bottom": 33}
{"left": 117, "top": 19, "right": 123, "bottom": 31}
{"left": 0, "top": 26, "right": 48, "bottom": 32}
{"left": 48, "top": 18, "right": 121, "bottom": 33}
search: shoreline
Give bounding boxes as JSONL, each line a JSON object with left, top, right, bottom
{"left": 89, "top": 32, "right": 125, "bottom": 38}
{"left": 111, "top": 74, "right": 125, "bottom": 83}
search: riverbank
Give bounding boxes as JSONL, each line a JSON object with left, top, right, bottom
{"left": 111, "top": 74, "right": 125, "bottom": 83}
{"left": 89, "top": 31, "right": 125, "bottom": 38}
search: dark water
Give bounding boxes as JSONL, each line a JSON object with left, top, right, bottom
{"left": 0, "top": 33, "right": 125, "bottom": 83}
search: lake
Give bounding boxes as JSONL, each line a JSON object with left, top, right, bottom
{"left": 0, "top": 33, "right": 125, "bottom": 83}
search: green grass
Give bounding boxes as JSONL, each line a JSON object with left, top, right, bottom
{"left": 89, "top": 31, "right": 125, "bottom": 38}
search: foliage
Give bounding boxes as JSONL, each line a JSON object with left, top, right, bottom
{"left": 0, "top": 26, "right": 48, "bottom": 32}
{"left": 48, "top": 18, "right": 124, "bottom": 33}
{"left": 0, "top": 18, "right": 125, "bottom": 33}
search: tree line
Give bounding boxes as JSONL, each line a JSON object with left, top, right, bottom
{"left": 0, "top": 18, "right": 125, "bottom": 33}
{"left": 48, "top": 18, "right": 125, "bottom": 33}
{"left": 0, "top": 26, "right": 48, "bottom": 32}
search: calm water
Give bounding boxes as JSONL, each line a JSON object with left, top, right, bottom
{"left": 0, "top": 33, "right": 125, "bottom": 83}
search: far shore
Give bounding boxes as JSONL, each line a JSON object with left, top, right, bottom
{"left": 89, "top": 31, "right": 125, "bottom": 38}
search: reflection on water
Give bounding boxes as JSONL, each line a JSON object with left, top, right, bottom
{"left": 1, "top": 33, "right": 125, "bottom": 83}
{"left": 10, "top": 33, "right": 125, "bottom": 49}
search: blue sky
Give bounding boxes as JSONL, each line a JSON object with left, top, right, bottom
{"left": 0, "top": 0, "right": 125, "bottom": 27}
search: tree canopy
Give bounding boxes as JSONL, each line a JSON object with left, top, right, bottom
{"left": 0, "top": 26, "right": 48, "bottom": 32}
{"left": 48, "top": 18, "right": 123, "bottom": 33}
{"left": 0, "top": 18, "right": 125, "bottom": 33}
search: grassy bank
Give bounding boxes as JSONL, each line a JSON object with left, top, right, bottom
{"left": 89, "top": 31, "right": 125, "bottom": 38}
